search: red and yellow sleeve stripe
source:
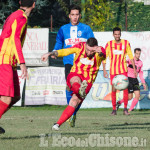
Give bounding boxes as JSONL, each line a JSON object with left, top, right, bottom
{"left": 12, "top": 16, "right": 27, "bottom": 64}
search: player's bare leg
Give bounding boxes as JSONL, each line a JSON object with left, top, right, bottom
{"left": 0, "top": 96, "right": 12, "bottom": 134}
{"left": 4, "top": 96, "right": 20, "bottom": 114}
{"left": 128, "top": 93, "right": 133, "bottom": 101}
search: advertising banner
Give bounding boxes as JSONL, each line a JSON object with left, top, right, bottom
{"left": 25, "top": 67, "right": 67, "bottom": 105}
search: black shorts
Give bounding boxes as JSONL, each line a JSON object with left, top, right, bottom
{"left": 65, "top": 64, "right": 73, "bottom": 80}
{"left": 128, "top": 77, "right": 140, "bottom": 93}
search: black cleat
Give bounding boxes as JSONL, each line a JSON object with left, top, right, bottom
{"left": 0, "top": 127, "right": 5, "bottom": 134}
{"left": 111, "top": 110, "right": 117, "bottom": 115}
{"left": 123, "top": 108, "right": 130, "bottom": 115}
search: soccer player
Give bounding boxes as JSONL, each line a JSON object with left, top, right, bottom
{"left": 117, "top": 48, "right": 146, "bottom": 112}
{"left": 53, "top": 4, "right": 94, "bottom": 127}
{"left": 103, "top": 27, "right": 137, "bottom": 115}
{"left": 41, "top": 38, "right": 105, "bottom": 130}
{"left": 0, "top": 0, "right": 35, "bottom": 134}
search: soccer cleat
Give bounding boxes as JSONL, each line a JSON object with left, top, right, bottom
{"left": 116, "top": 102, "right": 121, "bottom": 110}
{"left": 52, "top": 123, "right": 60, "bottom": 131}
{"left": 79, "top": 80, "right": 88, "bottom": 99}
{"left": 0, "top": 127, "right": 5, "bottom": 134}
{"left": 123, "top": 108, "right": 130, "bottom": 115}
{"left": 69, "top": 115, "right": 76, "bottom": 127}
{"left": 111, "top": 110, "right": 117, "bottom": 115}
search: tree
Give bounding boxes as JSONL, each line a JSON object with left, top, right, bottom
{"left": 0, "top": 0, "right": 70, "bottom": 29}
{"left": 0, "top": 0, "right": 19, "bottom": 27}
{"left": 81, "top": 0, "right": 115, "bottom": 31}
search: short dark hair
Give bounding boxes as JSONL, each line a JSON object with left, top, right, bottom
{"left": 134, "top": 48, "right": 141, "bottom": 53}
{"left": 69, "top": 5, "right": 81, "bottom": 14}
{"left": 113, "top": 27, "right": 121, "bottom": 33}
{"left": 20, "top": 0, "right": 35, "bottom": 7}
{"left": 86, "top": 38, "right": 98, "bottom": 47}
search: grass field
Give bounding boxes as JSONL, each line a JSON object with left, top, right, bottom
{"left": 0, "top": 106, "right": 150, "bottom": 150}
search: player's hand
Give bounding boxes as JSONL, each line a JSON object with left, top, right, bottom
{"left": 50, "top": 55, "right": 57, "bottom": 59}
{"left": 93, "top": 46, "right": 102, "bottom": 54}
{"left": 143, "top": 83, "right": 146, "bottom": 90}
{"left": 103, "top": 70, "right": 108, "bottom": 78}
{"left": 41, "top": 53, "right": 50, "bottom": 62}
{"left": 20, "top": 64, "right": 29, "bottom": 80}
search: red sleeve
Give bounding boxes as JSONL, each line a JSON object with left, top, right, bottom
{"left": 100, "top": 46, "right": 106, "bottom": 58}
{"left": 14, "top": 16, "right": 27, "bottom": 64}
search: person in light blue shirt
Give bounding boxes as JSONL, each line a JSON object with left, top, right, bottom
{"left": 53, "top": 4, "right": 94, "bottom": 127}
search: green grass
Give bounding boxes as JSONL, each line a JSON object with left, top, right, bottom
{"left": 0, "top": 106, "right": 150, "bottom": 150}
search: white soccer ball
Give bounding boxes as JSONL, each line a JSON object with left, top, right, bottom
{"left": 112, "top": 75, "right": 129, "bottom": 90}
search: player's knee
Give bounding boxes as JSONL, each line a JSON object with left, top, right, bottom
{"left": 1, "top": 96, "right": 12, "bottom": 105}
{"left": 70, "top": 76, "right": 81, "bottom": 85}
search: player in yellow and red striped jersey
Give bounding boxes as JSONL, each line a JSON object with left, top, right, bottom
{"left": 41, "top": 38, "right": 106, "bottom": 130}
{"left": 0, "top": 0, "right": 35, "bottom": 134}
{"left": 103, "top": 27, "right": 137, "bottom": 115}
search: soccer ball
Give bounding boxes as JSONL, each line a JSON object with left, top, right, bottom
{"left": 112, "top": 75, "right": 129, "bottom": 90}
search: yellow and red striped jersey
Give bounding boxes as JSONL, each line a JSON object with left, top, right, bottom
{"left": 0, "top": 9, "right": 27, "bottom": 69}
{"left": 57, "top": 42, "right": 106, "bottom": 83}
{"left": 103, "top": 39, "right": 133, "bottom": 75}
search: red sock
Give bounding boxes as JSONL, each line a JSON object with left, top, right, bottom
{"left": 0, "top": 100, "right": 9, "bottom": 119}
{"left": 123, "top": 89, "right": 128, "bottom": 108}
{"left": 4, "top": 101, "right": 16, "bottom": 114}
{"left": 57, "top": 105, "right": 75, "bottom": 126}
{"left": 118, "top": 99, "right": 124, "bottom": 104}
{"left": 129, "top": 98, "right": 138, "bottom": 111}
{"left": 70, "top": 82, "right": 80, "bottom": 95}
{"left": 111, "top": 91, "right": 116, "bottom": 110}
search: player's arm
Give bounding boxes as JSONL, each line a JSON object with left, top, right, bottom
{"left": 102, "top": 62, "right": 108, "bottom": 78}
{"left": 126, "top": 41, "right": 137, "bottom": 77}
{"left": 130, "top": 59, "right": 137, "bottom": 78}
{"left": 41, "top": 48, "right": 79, "bottom": 62}
{"left": 53, "top": 27, "right": 64, "bottom": 50}
{"left": 13, "top": 16, "right": 27, "bottom": 64}
{"left": 12, "top": 16, "right": 28, "bottom": 79}
{"left": 102, "top": 43, "right": 109, "bottom": 78}
{"left": 139, "top": 63, "right": 146, "bottom": 90}
{"left": 94, "top": 46, "right": 106, "bottom": 57}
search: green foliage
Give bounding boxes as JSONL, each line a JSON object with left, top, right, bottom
{"left": 81, "top": 0, "right": 150, "bottom": 31}
{"left": 0, "top": 0, "right": 19, "bottom": 25}
{"left": 126, "top": 1, "right": 150, "bottom": 31}
{"left": 0, "top": 0, "right": 69, "bottom": 28}
{"left": 56, "top": 0, "right": 69, "bottom": 15}
{"left": 1, "top": 0, "right": 150, "bottom": 31}
{"left": 81, "top": 0, "right": 115, "bottom": 31}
